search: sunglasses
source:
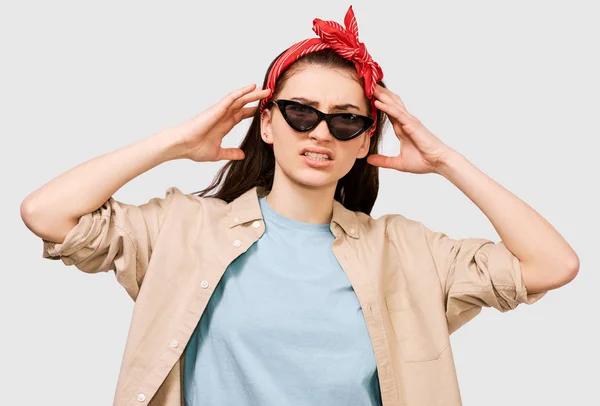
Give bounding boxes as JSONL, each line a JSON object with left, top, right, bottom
{"left": 270, "top": 99, "right": 374, "bottom": 141}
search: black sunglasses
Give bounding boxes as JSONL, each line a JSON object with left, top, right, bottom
{"left": 270, "top": 99, "right": 374, "bottom": 141}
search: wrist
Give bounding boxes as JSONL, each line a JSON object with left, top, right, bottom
{"left": 434, "top": 149, "right": 466, "bottom": 178}
{"left": 150, "top": 128, "right": 189, "bottom": 162}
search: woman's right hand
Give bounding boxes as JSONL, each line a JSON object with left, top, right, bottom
{"left": 171, "top": 84, "right": 271, "bottom": 162}
{"left": 20, "top": 84, "right": 270, "bottom": 242}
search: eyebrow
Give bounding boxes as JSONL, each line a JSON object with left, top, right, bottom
{"left": 290, "top": 97, "right": 362, "bottom": 113}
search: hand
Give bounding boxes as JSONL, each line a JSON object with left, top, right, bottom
{"left": 171, "top": 84, "right": 270, "bottom": 162}
{"left": 366, "top": 84, "right": 454, "bottom": 174}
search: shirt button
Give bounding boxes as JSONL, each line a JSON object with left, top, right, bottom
{"left": 350, "top": 228, "right": 356, "bottom": 234}
{"left": 233, "top": 239, "right": 241, "bottom": 247}
{"left": 233, "top": 217, "right": 239, "bottom": 222}
{"left": 137, "top": 393, "right": 146, "bottom": 402}
{"left": 200, "top": 280, "right": 209, "bottom": 289}
{"left": 170, "top": 339, "right": 179, "bottom": 348}
{"left": 252, "top": 221, "right": 261, "bottom": 229}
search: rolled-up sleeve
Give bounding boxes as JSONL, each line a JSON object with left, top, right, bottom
{"left": 41, "top": 188, "right": 178, "bottom": 300}
{"left": 422, "top": 225, "right": 547, "bottom": 334}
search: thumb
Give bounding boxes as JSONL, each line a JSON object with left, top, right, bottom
{"left": 218, "top": 148, "right": 245, "bottom": 161}
{"left": 367, "top": 153, "right": 397, "bottom": 169}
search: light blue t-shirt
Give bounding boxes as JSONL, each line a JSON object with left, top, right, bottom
{"left": 183, "top": 195, "right": 382, "bottom": 406}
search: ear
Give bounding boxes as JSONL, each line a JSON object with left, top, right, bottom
{"left": 356, "top": 133, "right": 371, "bottom": 159}
{"left": 260, "top": 107, "right": 274, "bottom": 145}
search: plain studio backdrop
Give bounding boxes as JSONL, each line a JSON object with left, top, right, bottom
{"left": 2, "top": 0, "right": 598, "bottom": 405}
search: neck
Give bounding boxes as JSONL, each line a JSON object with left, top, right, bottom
{"left": 265, "top": 166, "right": 337, "bottom": 225}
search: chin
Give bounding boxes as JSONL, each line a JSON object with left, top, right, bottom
{"left": 275, "top": 158, "right": 344, "bottom": 190}
{"left": 290, "top": 170, "right": 340, "bottom": 189}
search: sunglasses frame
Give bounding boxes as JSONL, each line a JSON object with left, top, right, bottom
{"left": 270, "top": 99, "right": 374, "bottom": 141}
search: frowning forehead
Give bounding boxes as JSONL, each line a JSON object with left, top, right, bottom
{"left": 290, "top": 97, "right": 361, "bottom": 112}
{"left": 277, "top": 65, "right": 369, "bottom": 114}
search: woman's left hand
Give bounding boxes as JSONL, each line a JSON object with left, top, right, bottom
{"left": 367, "top": 84, "right": 454, "bottom": 174}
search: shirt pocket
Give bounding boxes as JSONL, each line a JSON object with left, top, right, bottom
{"left": 385, "top": 292, "right": 449, "bottom": 363}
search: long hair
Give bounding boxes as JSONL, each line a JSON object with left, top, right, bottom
{"left": 195, "top": 48, "right": 388, "bottom": 215}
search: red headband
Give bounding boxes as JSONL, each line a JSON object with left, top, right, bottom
{"left": 259, "top": 6, "right": 384, "bottom": 135}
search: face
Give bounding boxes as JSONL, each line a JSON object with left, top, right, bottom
{"left": 261, "top": 64, "right": 371, "bottom": 190}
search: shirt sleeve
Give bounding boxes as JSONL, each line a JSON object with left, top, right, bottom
{"left": 421, "top": 223, "right": 547, "bottom": 334}
{"left": 41, "top": 187, "right": 179, "bottom": 300}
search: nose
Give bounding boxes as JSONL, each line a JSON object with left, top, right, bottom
{"left": 308, "top": 120, "right": 334, "bottom": 142}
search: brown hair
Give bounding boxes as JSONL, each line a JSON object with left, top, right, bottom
{"left": 195, "top": 48, "right": 388, "bottom": 215}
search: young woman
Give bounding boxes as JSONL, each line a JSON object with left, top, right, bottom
{"left": 21, "top": 6, "right": 578, "bottom": 406}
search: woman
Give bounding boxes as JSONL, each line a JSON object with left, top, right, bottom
{"left": 21, "top": 6, "right": 578, "bottom": 406}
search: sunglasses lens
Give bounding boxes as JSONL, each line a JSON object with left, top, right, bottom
{"left": 284, "top": 103, "right": 319, "bottom": 131}
{"left": 277, "top": 100, "right": 372, "bottom": 140}
{"left": 329, "top": 115, "right": 368, "bottom": 140}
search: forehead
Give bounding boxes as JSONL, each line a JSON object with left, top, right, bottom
{"left": 277, "top": 65, "right": 369, "bottom": 112}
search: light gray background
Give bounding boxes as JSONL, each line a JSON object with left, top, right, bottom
{"left": 2, "top": 0, "right": 598, "bottom": 405}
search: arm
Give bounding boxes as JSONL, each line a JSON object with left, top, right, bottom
{"left": 435, "top": 150, "right": 579, "bottom": 293}
{"left": 20, "top": 130, "right": 183, "bottom": 243}
{"left": 21, "top": 83, "right": 269, "bottom": 244}
{"left": 21, "top": 84, "right": 268, "bottom": 299}
{"left": 369, "top": 84, "right": 578, "bottom": 295}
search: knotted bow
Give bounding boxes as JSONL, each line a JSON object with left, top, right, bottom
{"left": 312, "top": 7, "right": 383, "bottom": 102}
{"left": 259, "top": 6, "right": 384, "bottom": 132}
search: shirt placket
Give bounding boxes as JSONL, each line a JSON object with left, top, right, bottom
{"left": 332, "top": 236, "right": 400, "bottom": 406}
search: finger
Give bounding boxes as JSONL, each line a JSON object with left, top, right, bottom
{"left": 232, "top": 87, "right": 271, "bottom": 110}
{"left": 217, "top": 147, "right": 245, "bottom": 161}
{"left": 374, "top": 85, "right": 407, "bottom": 111}
{"left": 237, "top": 106, "right": 258, "bottom": 121}
{"left": 232, "top": 106, "right": 257, "bottom": 124}
{"left": 386, "top": 89, "right": 407, "bottom": 110}
{"left": 374, "top": 100, "right": 412, "bottom": 125}
{"left": 366, "top": 153, "right": 397, "bottom": 169}
{"left": 220, "top": 84, "right": 258, "bottom": 109}
{"left": 374, "top": 87, "right": 404, "bottom": 112}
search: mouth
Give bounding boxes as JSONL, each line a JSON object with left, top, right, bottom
{"left": 301, "top": 151, "right": 332, "bottom": 161}
{"left": 300, "top": 151, "right": 334, "bottom": 168}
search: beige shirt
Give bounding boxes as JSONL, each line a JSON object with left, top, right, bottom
{"left": 42, "top": 186, "right": 546, "bottom": 406}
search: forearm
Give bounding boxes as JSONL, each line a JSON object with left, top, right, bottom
{"left": 21, "top": 128, "right": 184, "bottom": 243}
{"left": 435, "top": 150, "right": 579, "bottom": 292}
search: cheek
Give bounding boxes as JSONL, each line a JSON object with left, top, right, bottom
{"left": 343, "top": 138, "right": 366, "bottom": 159}
{"left": 335, "top": 140, "right": 367, "bottom": 171}
{"left": 337, "top": 150, "right": 360, "bottom": 171}
{"left": 271, "top": 130, "right": 297, "bottom": 164}
{"left": 271, "top": 119, "right": 304, "bottom": 150}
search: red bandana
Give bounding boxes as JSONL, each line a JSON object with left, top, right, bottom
{"left": 259, "top": 6, "right": 384, "bottom": 134}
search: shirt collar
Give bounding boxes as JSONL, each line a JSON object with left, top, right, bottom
{"left": 226, "top": 186, "right": 359, "bottom": 239}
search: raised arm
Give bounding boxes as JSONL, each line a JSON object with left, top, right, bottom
{"left": 368, "top": 84, "right": 579, "bottom": 293}
{"left": 21, "top": 83, "right": 270, "bottom": 244}
{"left": 20, "top": 130, "right": 182, "bottom": 243}
{"left": 21, "top": 84, "right": 269, "bottom": 299}
{"left": 433, "top": 151, "right": 579, "bottom": 292}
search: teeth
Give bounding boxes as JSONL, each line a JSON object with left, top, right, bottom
{"left": 304, "top": 152, "right": 330, "bottom": 160}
